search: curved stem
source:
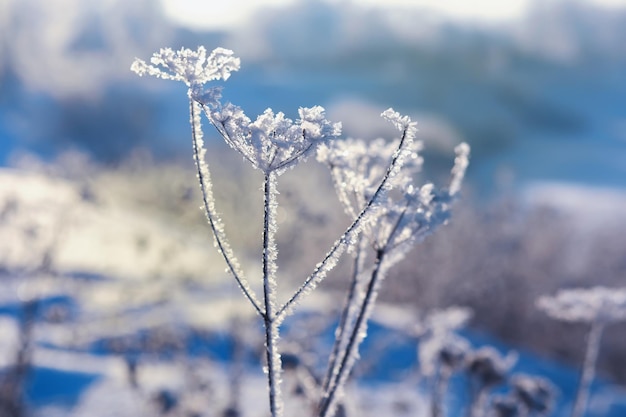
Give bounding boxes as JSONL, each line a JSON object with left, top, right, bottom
{"left": 200, "top": 103, "right": 257, "bottom": 167}
{"left": 190, "top": 99, "right": 263, "bottom": 316}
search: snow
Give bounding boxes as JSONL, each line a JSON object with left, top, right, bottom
{"left": 0, "top": 168, "right": 231, "bottom": 283}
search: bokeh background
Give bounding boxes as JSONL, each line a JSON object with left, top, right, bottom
{"left": 1, "top": 0, "right": 626, "bottom": 416}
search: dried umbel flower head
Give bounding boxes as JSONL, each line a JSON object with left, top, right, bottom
{"left": 131, "top": 46, "right": 240, "bottom": 87}
{"left": 510, "top": 374, "right": 556, "bottom": 414}
{"left": 419, "top": 307, "right": 474, "bottom": 376}
{"left": 420, "top": 332, "right": 471, "bottom": 376}
{"left": 537, "top": 288, "right": 623, "bottom": 417}
{"left": 490, "top": 395, "right": 521, "bottom": 417}
{"left": 317, "top": 109, "right": 420, "bottom": 217}
{"left": 439, "top": 337, "right": 471, "bottom": 370}
{"left": 131, "top": 46, "right": 241, "bottom": 106}
{"left": 211, "top": 105, "right": 341, "bottom": 175}
{"left": 466, "top": 347, "right": 517, "bottom": 389}
{"left": 537, "top": 286, "right": 626, "bottom": 324}
{"left": 318, "top": 109, "right": 470, "bottom": 265}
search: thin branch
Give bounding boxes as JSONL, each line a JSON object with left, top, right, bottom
{"left": 200, "top": 103, "right": 257, "bottom": 168}
{"left": 272, "top": 131, "right": 315, "bottom": 172}
{"left": 373, "top": 198, "right": 411, "bottom": 252}
{"left": 262, "top": 171, "right": 283, "bottom": 417}
{"left": 318, "top": 249, "right": 386, "bottom": 417}
{"left": 321, "top": 234, "right": 367, "bottom": 396}
{"left": 319, "top": 199, "right": 410, "bottom": 416}
{"left": 276, "top": 125, "right": 414, "bottom": 320}
{"left": 190, "top": 99, "right": 263, "bottom": 316}
{"left": 329, "top": 165, "right": 358, "bottom": 219}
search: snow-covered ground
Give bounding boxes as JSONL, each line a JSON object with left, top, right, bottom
{"left": 0, "top": 168, "right": 232, "bottom": 283}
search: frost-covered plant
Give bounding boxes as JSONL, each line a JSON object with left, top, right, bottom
{"left": 419, "top": 307, "right": 473, "bottom": 417}
{"left": 537, "top": 286, "right": 626, "bottom": 417}
{"left": 487, "top": 374, "right": 556, "bottom": 417}
{"left": 132, "top": 46, "right": 469, "bottom": 417}
{"left": 316, "top": 130, "right": 469, "bottom": 417}
{"left": 465, "top": 347, "right": 517, "bottom": 417}
{"left": 490, "top": 396, "right": 521, "bottom": 417}
{"left": 510, "top": 374, "right": 556, "bottom": 416}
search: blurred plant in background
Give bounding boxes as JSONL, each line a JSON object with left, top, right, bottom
{"left": 538, "top": 287, "right": 626, "bottom": 417}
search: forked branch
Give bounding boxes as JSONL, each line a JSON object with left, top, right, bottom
{"left": 276, "top": 122, "right": 415, "bottom": 320}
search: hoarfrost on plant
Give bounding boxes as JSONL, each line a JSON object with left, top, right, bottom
{"left": 131, "top": 46, "right": 240, "bottom": 86}
{"left": 131, "top": 46, "right": 240, "bottom": 106}
{"left": 318, "top": 110, "right": 470, "bottom": 265}
{"left": 537, "top": 286, "right": 626, "bottom": 323}
{"left": 211, "top": 105, "right": 341, "bottom": 175}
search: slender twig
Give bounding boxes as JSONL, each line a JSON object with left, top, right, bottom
{"left": 190, "top": 99, "right": 263, "bottom": 316}
{"left": 571, "top": 321, "right": 604, "bottom": 417}
{"left": 319, "top": 198, "right": 410, "bottom": 417}
{"left": 276, "top": 125, "right": 413, "bottom": 320}
{"left": 262, "top": 171, "right": 282, "bottom": 417}
{"left": 329, "top": 165, "right": 359, "bottom": 219}
{"left": 318, "top": 249, "right": 386, "bottom": 417}
{"left": 272, "top": 129, "right": 314, "bottom": 172}
{"left": 321, "top": 234, "right": 367, "bottom": 396}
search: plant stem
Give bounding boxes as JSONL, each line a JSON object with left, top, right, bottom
{"left": 189, "top": 99, "right": 263, "bottom": 316}
{"left": 321, "top": 235, "right": 366, "bottom": 397}
{"left": 571, "top": 321, "right": 604, "bottom": 417}
{"left": 319, "top": 249, "right": 386, "bottom": 417}
{"left": 262, "top": 172, "right": 282, "bottom": 417}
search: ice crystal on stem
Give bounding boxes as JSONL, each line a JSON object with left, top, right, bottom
{"left": 209, "top": 105, "right": 341, "bottom": 175}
